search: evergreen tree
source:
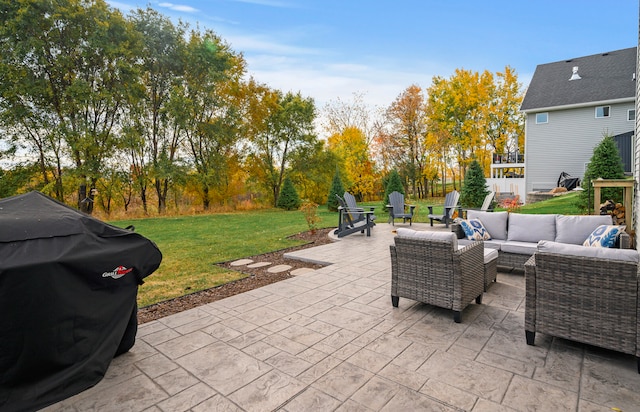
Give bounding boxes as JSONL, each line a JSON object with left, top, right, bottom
{"left": 327, "top": 169, "right": 345, "bottom": 212}
{"left": 578, "top": 135, "right": 625, "bottom": 211}
{"left": 277, "top": 176, "right": 301, "bottom": 210}
{"left": 460, "top": 160, "right": 489, "bottom": 208}
{"left": 384, "top": 169, "right": 405, "bottom": 206}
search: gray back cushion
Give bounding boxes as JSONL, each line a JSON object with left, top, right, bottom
{"left": 396, "top": 228, "right": 458, "bottom": 250}
{"left": 467, "top": 211, "right": 508, "bottom": 240}
{"left": 538, "top": 240, "right": 639, "bottom": 263}
{"left": 507, "top": 213, "right": 556, "bottom": 242}
{"left": 555, "top": 215, "right": 613, "bottom": 245}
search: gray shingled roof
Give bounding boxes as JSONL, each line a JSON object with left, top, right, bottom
{"left": 520, "top": 47, "right": 636, "bottom": 112}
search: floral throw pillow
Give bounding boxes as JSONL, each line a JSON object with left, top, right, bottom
{"left": 582, "top": 225, "right": 626, "bottom": 248}
{"left": 459, "top": 219, "right": 492, "bottom": 241}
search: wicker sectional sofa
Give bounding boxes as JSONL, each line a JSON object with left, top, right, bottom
{"left": 456, "top": 211, "right": 630, "bottom": 271}
{"left": 524, "top": 242, "right": 640, "bottom": 373}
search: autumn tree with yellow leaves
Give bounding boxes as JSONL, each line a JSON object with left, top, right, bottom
{"left": 323, "top": 93, "right": 381, "bottom": 200}
{"left": 482, "top": 66, "right": 525, "bottom": 161}
{"left": 327, "top": 127, "right": 376, "bottom": 200}
{"left": 427, "top": 67, "right": 524, "bottom": 187}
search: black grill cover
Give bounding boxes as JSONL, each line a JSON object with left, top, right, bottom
{"left": 0, "top": 192, "right": 162, "bottom": 411}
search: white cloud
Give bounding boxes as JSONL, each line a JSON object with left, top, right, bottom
{"left": 105, "top": 1, "right": 136, "bottom": 12}
{"left": 224, "top": 34, "right": 319, "bottom": 56}
{"left": 229, "top": 0, "right": 293, "bottom": 7}
{"left": 158, "top": 2, "right": 199, "bottom": 13}
{"left": 246, "top": 57, "right": 433, "bottom": 109}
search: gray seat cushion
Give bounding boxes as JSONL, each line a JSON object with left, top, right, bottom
{"left": 500, "top": 241, "right": 538, "bottom": 256}
{"left": 457, "top": 245, "right": 498, "bottom": 264}
{"left": 458, "top": 238, "right": 505, "bottom": 250}
{"left": 483, "top": 248, "right": 499, "bottom": 264}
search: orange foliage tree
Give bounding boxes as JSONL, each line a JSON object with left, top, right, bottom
{"left": 382, "top": 85, "right": 430, "bottom": 198}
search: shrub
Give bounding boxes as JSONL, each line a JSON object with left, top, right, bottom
{"left": 300, "top": 200, "right": 321, "bottom": 233}
{"left": 326, "top": 169, "right": 345, "bottom": 212}
{"left": 277, "top": 177, "right": 301, "bottom": 210}
{"left": 460, "top": 160, "right": 489, "bottom": 208}
{"left": 499, "top": 195, "right": 522, "bottom": 213}
{"left": 578, "top": 135, "right": 625, "bottom": 211}
{"left": 383, "top": 169, "right": 404, "bottom": 207}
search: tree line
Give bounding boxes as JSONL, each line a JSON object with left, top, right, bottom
{"left": 0, "top": 0, "right": 525, "bottom": 215}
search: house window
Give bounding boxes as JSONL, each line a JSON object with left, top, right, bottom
{"left": 535, "top": 112, "right": 548, "bottom": 124}
{"left": 595, "top": 106, "right": 610, "bottom": 118}
{"left": 628, "top": 109, "right": 635, "bottom": 121}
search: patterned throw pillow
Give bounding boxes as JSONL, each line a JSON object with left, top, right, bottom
{"left": 459, "top": 219, "right": 492, "bottom": 241}
{"left": 582, "top": 225, "right": 626, "bottom": 248}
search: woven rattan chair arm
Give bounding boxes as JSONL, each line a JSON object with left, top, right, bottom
{"left": 524, "top": 255, "right": 537, "bottom": 331}
{"left": 619, "top": 232, "right": 631, "bottom": 249}
{"left": 455, "top": 241, "right": 484, "bottom": 280}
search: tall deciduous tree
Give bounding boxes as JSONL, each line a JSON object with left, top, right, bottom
{"left": 327, "top": 126, "right": 376, "bottom": 200}
{"left": 383, "top": 85, "right": 429, "bottom": 198}
{"left": 178, "top": 30, "right": 244, "bottom": 210}
{"left": 427, "top": 67, "right": 524, "bottom": 186}
{"left": 288, "top": 139, "right": 340, "bottom": 205}
{"left": 127, "top": 7, "right": 187, "bottom": 213}
{"left": 0, "top": 0, "right": 143, "bottom": 212}
{"left": 427, "top": 69, "right": 492, "bottom": 189}
{"left": 322, "top": 92, "right": 383, "bottom": 145}
{"left": 482, "top": 66, "right": 525, "bottom": 169}
{"left": 246, "top": 91, "right": 317, "bottom": 207}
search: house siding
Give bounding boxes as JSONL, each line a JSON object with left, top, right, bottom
{"left": 525, "top": 102, "right": 635, "bottom": 193}
{"left": 635, "top": 21, "right": 640, "bottom": 249}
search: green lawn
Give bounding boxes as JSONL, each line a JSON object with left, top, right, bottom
{"left": 372, "top": 192, "right": 584, "bottom": 218}
{"left": 111, "top": 207, "right": 336, "bottom": 307}
{"left": 116, "top": 192, "right": 585, "bottom": 307}
{"left": 511, "top": 192, "right": 582, "bottom": 215}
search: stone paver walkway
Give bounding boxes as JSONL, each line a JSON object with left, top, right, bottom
{"left": 46, "top": 223, "right": 640, "bottom": 411}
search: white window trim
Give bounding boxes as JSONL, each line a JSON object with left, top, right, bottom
{"left": 595, "top": 106, "right": 610, "bottom": 118}
{"left": 535, "top": 112, "right": 548, "bottom": 124}
{"left": 628, "top": 109, "right": 635, "bottom": 121}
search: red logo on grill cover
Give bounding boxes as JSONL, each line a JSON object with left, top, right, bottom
{"left": 102, "top": 266, "right": 133, "bottom": 279}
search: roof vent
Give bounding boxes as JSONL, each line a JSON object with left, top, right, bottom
{"left": 569, "top": 66, "right": 581, "bottom": 81}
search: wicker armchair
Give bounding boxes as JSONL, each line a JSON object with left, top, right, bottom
{"left": 525, "top": 245, "right": 640, "bottom": 373}
{"left": 390, "top": 232, "right": 484, "bottom": 323}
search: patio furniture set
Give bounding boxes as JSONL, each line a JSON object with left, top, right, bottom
{"left": 389, "top": 205, "right": 640, "bottom": 373}
{"left": 454, "top": 210, "right": 631, "bottom": 270}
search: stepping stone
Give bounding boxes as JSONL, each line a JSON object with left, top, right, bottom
{"left": 229, "top": 259, "right": 253, "bottom": 267}
{"left": 247, "top": 261, "right": 271, "bottom": 268}
{"left": 290, "top": 268, "right": 315, "bottom": 276}
{"left": 267, "top": 264, "right": 292, "bottom": 273}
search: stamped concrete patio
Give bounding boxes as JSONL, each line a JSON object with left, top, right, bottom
{"left": 46, "top": 223, "right": 640, "bottom": 411}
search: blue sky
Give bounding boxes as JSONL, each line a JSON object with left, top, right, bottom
{"left": 108, "top": 0, "right": 638, "bottom": 111}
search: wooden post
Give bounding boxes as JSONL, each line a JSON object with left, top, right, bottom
{"left": 591, "top": 178, "right": 635, "bottom": 234}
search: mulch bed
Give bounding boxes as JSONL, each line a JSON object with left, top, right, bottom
{"left": 137, "top": 227, "right": 334, "bottom": 324}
